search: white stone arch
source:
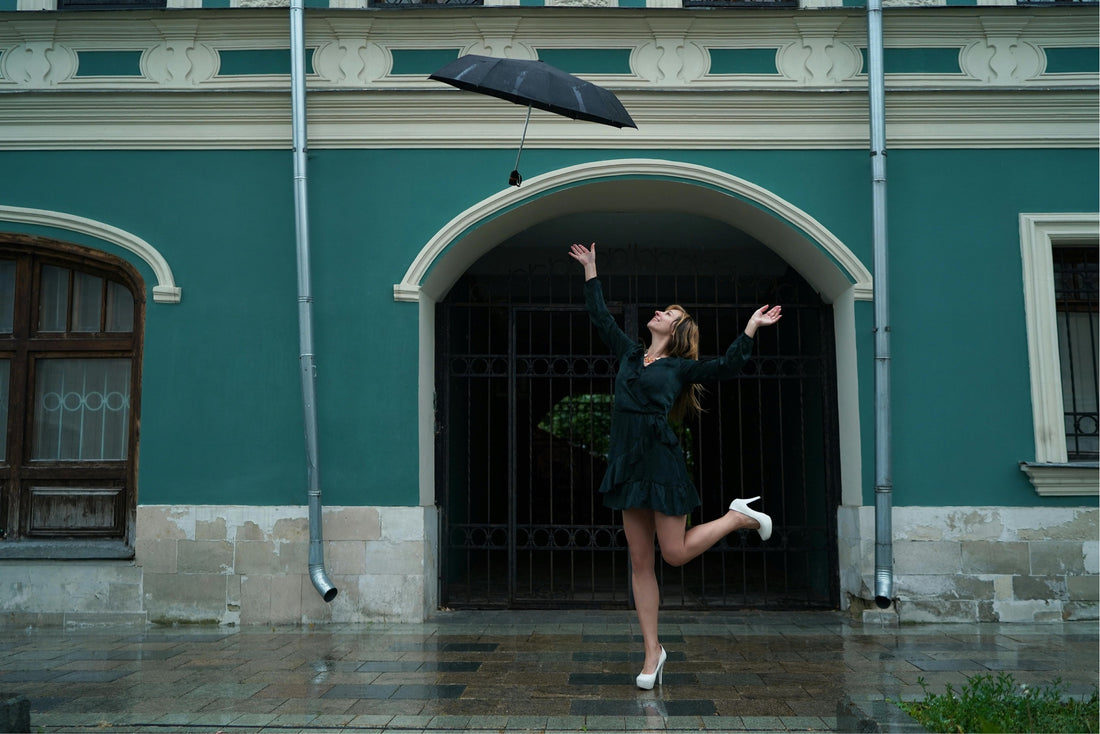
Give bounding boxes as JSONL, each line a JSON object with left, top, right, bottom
{"left": 0, "top": 205, "right": 181, "bottom": 303}
{"left": 397, "top": 159, "right": 868, "bottom": 509}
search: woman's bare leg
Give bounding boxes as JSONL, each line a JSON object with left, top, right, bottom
{"left": 622, "top": 508, "right": 663, "bottom": 674}
{"left": 653, "top": 509, "right": 759, "bottom": 568}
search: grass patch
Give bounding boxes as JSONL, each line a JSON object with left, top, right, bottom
{"left": 897, "top": 672, "right": 1099, "bottom": 733}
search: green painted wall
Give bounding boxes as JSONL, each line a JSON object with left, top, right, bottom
{"left": 885, "top": 148, "right": 1097, "bottom": 508}
{"left": 0, "top": 147, "right": 1096, "bottom": 510}
{"left": 75, "top": 50, "right": 144, "bottom": 77}
{"left": 0, "top": 151, "right": 308, "bottom": 506}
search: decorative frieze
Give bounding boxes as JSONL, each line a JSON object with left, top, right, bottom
{"left": 0, "top": 9, "right": 1095, "bottom": 148}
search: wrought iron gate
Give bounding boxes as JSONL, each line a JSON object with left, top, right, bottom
{"left": 437, "top": 246, "right": 840, "bottom": 609}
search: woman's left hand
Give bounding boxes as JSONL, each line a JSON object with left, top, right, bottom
{"left": 745, "top": 305, "right": 782, "bottom": 337}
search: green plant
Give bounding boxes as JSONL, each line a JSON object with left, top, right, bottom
{"left": 898, "top": 672, "right": 1099, "bottom": 734}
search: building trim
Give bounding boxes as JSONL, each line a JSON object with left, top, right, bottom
{"left": 0, "top": 205, "right": 182, "bottom": 303}
{"left": 0, "top": 8, "right": 1095, "bottom": 149}
{"left": 397, "top": 157, "right": 869, "bottom": 513}
{"left": 1018, "top": 211, "right": 1100, "bottom": 496}
{"left": 395, "top": 159, "right": 872, "bottom": 303}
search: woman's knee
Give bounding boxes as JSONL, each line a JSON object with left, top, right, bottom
{"left": 629, "top": 546, "right": 656, "bottom": 573}
{"left": 659, "top": 548, "right": 689, "bottom": 568}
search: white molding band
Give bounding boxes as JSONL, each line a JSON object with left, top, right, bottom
{"left": 1018, "top": 212, "right": 1100, "bottom": 496}
{"left": 0, "top": 205, "right": 182, "bottom": 303}
{"left": 394, "top": 158, "right": 872, "bottom": 304}
{"left": 0, "top": 9, "right": 1095, "bottom": 150}
{"left": 2, "top": 90, "right": 1094, "bottom": 151}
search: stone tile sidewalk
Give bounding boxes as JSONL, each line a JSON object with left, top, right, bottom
{"left": 0, "top": 609, "right": 1095, "bottom": 732}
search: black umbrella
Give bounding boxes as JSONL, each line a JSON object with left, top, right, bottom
{"left": 430, "top": 54, "right": 637, "bottom": 186}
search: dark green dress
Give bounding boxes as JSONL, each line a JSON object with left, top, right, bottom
{"left": 584, "top": 278, "right": 754, "bottom": 517}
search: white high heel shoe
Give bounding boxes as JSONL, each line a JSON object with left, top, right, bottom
{"left": 729, "top": 496, "right": 772, "bottom": 541}
{"left": 635, "top": 646, "right": 667, "bottom": 690}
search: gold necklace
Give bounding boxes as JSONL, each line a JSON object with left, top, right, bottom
{"left": 644, "top": 352, "right": 663, "bottom": 365}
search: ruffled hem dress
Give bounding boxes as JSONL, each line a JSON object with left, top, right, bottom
{"left": 583, "top": 278, "right": 754, "bottom": 517}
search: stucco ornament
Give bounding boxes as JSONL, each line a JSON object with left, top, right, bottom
{"left": 2, "top": 23, "right": 77, "bottom": 87}
{"left": 468, "top": 18, "right": 528, "bottom": 60}
{"left": 961, "top": 18, "right": 1043, "bottom": 84}
{"left": 313, "top": 39, "right": 387, "bottom": 85}
{"left": 778, "top": 18, "right": 861, "bottom": 85}
{"left": 634, "top": 19, "right": 707, "bottom": 85}
{"left": 145, "top": 22, "right": 217, "bottom": 87}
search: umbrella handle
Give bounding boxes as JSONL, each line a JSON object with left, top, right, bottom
{"left": 511, "top": 104, "right": 533, "bottom": 185}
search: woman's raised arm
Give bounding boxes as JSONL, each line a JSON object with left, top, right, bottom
{"left": 568, "top": 242, "right": 598, "bottom": 281}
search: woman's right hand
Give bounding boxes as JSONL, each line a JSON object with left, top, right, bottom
{"left": 568, "top": 242, "right": 598, "bottom": 280}
{"left": 568, "top": 242, "right": 596, "bottom": 266}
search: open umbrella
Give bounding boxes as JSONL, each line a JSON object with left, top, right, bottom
{"left": 430, "top": 54, "right": 637, "bottom": 186}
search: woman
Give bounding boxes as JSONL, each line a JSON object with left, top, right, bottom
{"left": 568, "top": 242, "right": 782, "bottom": 690}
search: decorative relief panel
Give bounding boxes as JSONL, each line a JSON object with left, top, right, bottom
{"left": 468, "top": 17, "right": 526, "bottom": 59}
{"left": 777, "top": 18, "right": 861, "bottom": 84}
{"left": 144, "top": 31, "right": 218, "bottom": 87}
{"left": 2, "top": 38, "right": 78, "bottom": 86}
{"left": 313, "top": 38, "right": 388, "bottom": 84}
{"left": 634, "top": 19, "right": 707, "bottom": 84}
{"left": 959, "top": 17, "right": 1043, "bottom": 84}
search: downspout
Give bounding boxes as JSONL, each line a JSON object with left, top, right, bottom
{"left": 867, "top": 0, "right": 894, "bottom": 609}
{"left": 291, "top": 0, "right": 337, "bottom": 603}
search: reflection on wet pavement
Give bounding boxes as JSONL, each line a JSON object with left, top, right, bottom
{"left": 0, "top": 609, "right": 1095, "bottom": 732}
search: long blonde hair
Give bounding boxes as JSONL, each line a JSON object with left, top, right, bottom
{"left": 663, "top": 304, "right": 703, "bottom": 423}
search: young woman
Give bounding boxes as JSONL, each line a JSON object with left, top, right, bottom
{"left": 568, "top": 242, "right": 782, "bottom": 690}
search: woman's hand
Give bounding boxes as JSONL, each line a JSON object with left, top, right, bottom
{"left": 568, "top": 242, "right": 598, "bottom": 280}
{"left": 745, "top": 305, "right": 782, "bottom": 338}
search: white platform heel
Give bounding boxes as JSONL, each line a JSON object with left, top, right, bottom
{"left": 729, "top": 496, "right": 773, "bottom": 541}
{"left": 635, "top": 646, "right": 667, "bottom": 690}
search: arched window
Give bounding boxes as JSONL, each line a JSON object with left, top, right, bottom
{"left": 0, "top": 236, "right": 143, "bottom": 559}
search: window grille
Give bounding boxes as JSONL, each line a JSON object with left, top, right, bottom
{"left": 1053, "top": 246, "right": 1099, "bottom": 461}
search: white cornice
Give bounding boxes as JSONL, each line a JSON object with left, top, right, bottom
{"left": 0, "top": 7, "right": 1094, "bottom": 149}
{"left": 0, "top": 88, "right": 1095, "bottom": 149}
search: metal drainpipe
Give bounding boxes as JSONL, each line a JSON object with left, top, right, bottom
{"left": 291, "top": 0, "right": 337, "bottom": 603}
{"left": 867, "top": 0, "right": 894, "bottom": 609}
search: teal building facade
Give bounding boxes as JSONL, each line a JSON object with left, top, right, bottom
{"left": 0, "top": 0, "right": 1097, "bottom": 625}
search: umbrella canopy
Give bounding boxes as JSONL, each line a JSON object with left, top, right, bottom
{"left": 429, "top": 54, "right": 637, "bottom": 129}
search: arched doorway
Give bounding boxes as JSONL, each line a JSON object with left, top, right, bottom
{"left": 436, "top": 211, "right": 840, "bottom": 609}
{"left": 395, "top": 159, "right": 871, "bottom": 614}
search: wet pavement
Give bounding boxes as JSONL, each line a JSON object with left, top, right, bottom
{"left": 0, "top": 609, "right": 1096, "bottom": 733}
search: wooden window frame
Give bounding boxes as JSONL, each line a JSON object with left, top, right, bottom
{"left": 0, "top": 235, "right": 144, "bottom": 559}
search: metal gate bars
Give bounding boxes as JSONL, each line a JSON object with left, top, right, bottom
{"left": 437, "top": 248, "right": 841, "bottom": 610}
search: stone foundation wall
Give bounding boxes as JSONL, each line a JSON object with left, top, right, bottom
{"left": 4, "top": 503, "right": 1094, "bottom": 626}
{"left": 839, "top": 505, "right": 1099, "bottom": 623}
{"left": 0, "top": 505, "right": 439, "bottom": 627}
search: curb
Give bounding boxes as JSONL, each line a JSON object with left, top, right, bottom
{"left": 836, "top": 696, "right": 927, "bottom": 733}
{"left": 0, "top": 693, "right": 29, "bottom": 734}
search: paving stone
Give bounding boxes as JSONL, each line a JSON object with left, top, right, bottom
{"left": 4, "top": 610, "right": 1096, "bottom": 733}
